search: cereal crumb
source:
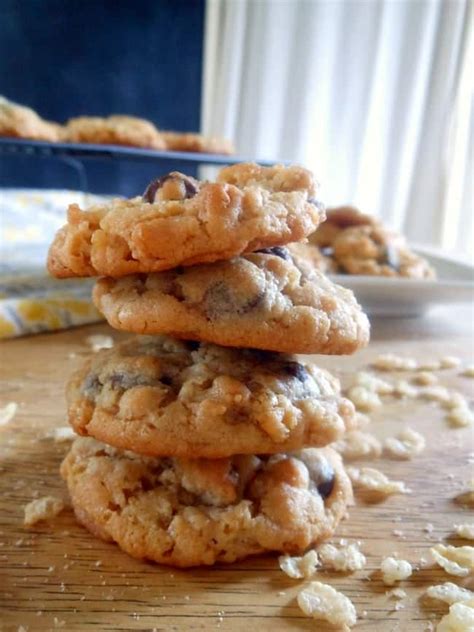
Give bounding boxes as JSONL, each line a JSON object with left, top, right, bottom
{"left": 347, "top": 466, "right": 410, "bottom": 497}
{"left": 440, "top": 356, "right": 461, "bottom": 369}
{"left": 24, "top": 496, "right": 65, "bottom": 526}
{"left": 455, "top": 485, "right": 474, "bottom": 507}
{"left": 461, "top": 365, "right": 474, "bottom": 378}
{"left": 48, "top": 426, "right": 76, "bottom": 443}
{"left": 454, "top": 524, "right": 474, "bottom": 540}
{"left": 85, "top": 334, "right": 114, "bottom": 352}
{"left": 386, "top": 587, "right": 407, "bottom": 600}
{"left": 430, "top": 544, "right": 474, "bottom": 577}
{"left": 425, "top": 582, "right": 474, "bottom": 605}
{"left": 418, "top": 360, "right": 442, "bottom": 371}
{"left": 436, "top": 600, "right": 474, "bottom": 632}
{"left": 392, "top": 529, "right": 405, "bottom": 538}
{"left": 297, "top": 581, "right": 357, "bottom": 628}
{"left": 393, "top": 380, "right": 419, "bottom": 398}
{"left": 0, "top": 402, "right": 18, "bottom": 426}
{"left": 354, "top": 411, "right": 371, "bottom": 428}
{"left": 444, "top": 392, "right": 470, "bottom": 410}
{"left": 419, "top": 385, "right": 451, "bottom": 404}
{"left": 380, "top": 557, "right": 412, "bottom": 585}
{"left": 346, "top": 386, "right": 382, "bottom": 411}
{"left": 446, "top": 406, "right": 474, "bottom": 428}
{"left": 279, "top": 550, "right": 319, "bottom": 579}
{"left": 318, "top": 542, "right": 366, "bottom": 572}
{"left": 413, "top": 371, "right": 438, "bottom": 386}
{"left": 353, "top": 371, "right": 394, "bottom": 394}
{"left": 383, "top": 427, "right": 426, "bottom": 460}
{"left": 372, "top": 353, "right": 417, "bottom": 371}
{"left": 333, "top": 431, "right": 382, "bottom": 461}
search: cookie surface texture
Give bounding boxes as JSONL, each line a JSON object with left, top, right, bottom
{"left": 93, "top": 248, "right": 370, "bottom": 354}
{"left": 61, "top": 437, "right": 352, "bottom": 567}
{"left": 0, "top": 96, "right": 62, "bottom": 142}
{"left": 47, "top": 163, "right": 324, "bottom": 277}
{"left": 64, "top": 115, "right": 164, "bottom": 149}
{"left": 67, "top": 336, "right": 356, "bottom": 457}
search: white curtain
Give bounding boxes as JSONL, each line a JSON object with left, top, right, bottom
{"left": 202, "top": 0, "right": 473, "bottom": 261}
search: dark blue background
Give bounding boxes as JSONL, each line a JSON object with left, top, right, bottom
{"left": 0, "top": 0, "right": 205, "bottom": 195}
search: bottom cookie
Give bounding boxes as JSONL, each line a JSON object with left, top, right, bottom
{"left": 61, "top": 437, "right": 352, "bottom": 567}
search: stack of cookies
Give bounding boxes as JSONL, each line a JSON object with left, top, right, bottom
{"left": 47, "top": 163, "right": 370, "bottom": 567}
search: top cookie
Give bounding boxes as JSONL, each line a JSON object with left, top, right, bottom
{"left": 47, "top": 163, "right": 324, "bottom": 278}
{"left": 0, "top": 96, "right": 62, "bottom": 142}
{"left": 64, "top": 115, "right": 165, "bottom": 149}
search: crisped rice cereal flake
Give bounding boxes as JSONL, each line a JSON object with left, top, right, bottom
{"left": 297, "top": 581, "right": 357, "bottom": 628}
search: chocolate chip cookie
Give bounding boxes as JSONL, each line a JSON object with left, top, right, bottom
{"left": 64, "top": 115, "right": 165, "bottom": 149}
{"left": 161, "top": 131, "right": 234, "bottom": 154}
{"left": 93, "top": 248, "right": 370, "bottom": 354}
{"left": 0, "top": 96, "right": 62, "bottom": 142}
{"left": 331, "top": 225, "right": 436, "bottom": 278}
{"left": 67, "top": 336, "right": 356, "bottom": 458}
{"left": 47, "top": 164, "right": 324, "bottom": 278}
{"left": 308, "top": 206, "right": 436, "bottom": 278}
{"left": 61, "top": 436, "right": 352, "bottom": 567}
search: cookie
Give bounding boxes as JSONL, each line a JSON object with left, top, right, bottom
{"left": 93, "top": 248, "right": 370, "bottom": 354}
{"left": 308, "top": 206, "right": 435, "bottom": 278}
{"left": 332, "top": 225, "right": 436, "bottom": 278}
{"left": 161, "top": 131, "right": 234, "bottom": 154}
{"left": 287, "top": 242, "right": 337, "bottom": 275}
{"left": 47, "top": 164, "right": 324, "bottom": 278}
{"left": 309, "top": 206, "right": 376, "bottom": 248}
{"left": 0, "top": 96, "right": 62, "bottom": 142}
{"left": 67, "top": 336, "right": 356, "bottom": 458}
{"left": 61, "top": 437, "right": 352, "bottom": 567}
{"left": 64, "top": 115, "right": 165, "bottom": 149}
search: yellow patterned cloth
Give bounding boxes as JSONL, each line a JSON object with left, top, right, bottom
{"left": 0, "top": 189, "right": 107, "bottom": 339}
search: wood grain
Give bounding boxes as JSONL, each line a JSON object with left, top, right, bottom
{"left": 1, "top": 309, "right": 473, "bottom": 631}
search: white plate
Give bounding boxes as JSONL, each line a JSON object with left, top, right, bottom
{"left": 330, "top": 246, "right": 474, "bottom": 317}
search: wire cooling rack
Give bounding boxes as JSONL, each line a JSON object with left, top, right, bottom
{"left": 0, "top": 138, "right": 281, "bottom": 167}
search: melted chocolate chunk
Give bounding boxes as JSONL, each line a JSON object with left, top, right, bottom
{"left": 159, "top": 375, "right": 173, "bottom": 387}
{"left": 282, "top": 361, "right": 309, "bottom": 382}
{"left": 185, "top": 340, "right": 201, "bottom": 351}
{"left": 308, "top": 197, "right": 325, "bottom": 211}
{"left": 143, "top": 172, "right": 198, "bottom": 203}
{"left": 317, "top": 470, "right": 335, "bottom": 499}
{"left": 307, "top": 457, "right": 335, "bottom": 500}
{"left": 256, "top": 246, "right": 290, "bottom": 260}
{"left": 383, "top": 244, "right": 400, "bottom": 271}
{"left": 82, "top": 374, "right": 101, "bottom": 399}
{"left": 110, "top": 373, "right": 158, "bottom": 390}
{"left": 204, "top": 282, "right": 264, "bottom": 318}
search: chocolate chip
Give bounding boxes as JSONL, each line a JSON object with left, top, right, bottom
{"left": 306, "top": 456, "right": 335, "bottom": 500}
{"left": 82, "top": 374, "right": 101, "bottom": 399}
{"left": 256, "top": 246, "right": 290, "bottom": 260}
{"left": 204, "top": 282, "right": 264, "bottom": 318}
{"left": 143, "top": 172, "right": 198, "bottom": 203}
{"left": 110, "top": 373, "right": 157, "bottom": 390}
{"left": 383, "top": 244, "right": 400, "bottom": 271}
{"left": 308, "top": 197, "right": 325, "bottom": 211}
{"left": 317, "top": 470, "right": 335, "bottom": 499}
{"left": 282, "top": 361, "right": 309, "bottom": 382}
{"left": 159, "top": 375, "right": 173, "bottom": 387}
{"left": 185, "top": 341, "right": 201, "bottom": 351}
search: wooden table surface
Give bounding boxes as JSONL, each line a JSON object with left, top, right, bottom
{"left": 1, "top": 307, "right": 473, "bottom": 631}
